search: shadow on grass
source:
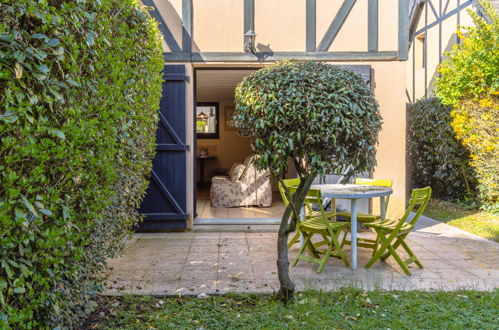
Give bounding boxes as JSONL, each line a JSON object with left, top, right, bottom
{"left": 423, "top": 199, "right": 499, "bottom": 243}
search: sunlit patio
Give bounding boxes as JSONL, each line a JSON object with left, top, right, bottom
{"left": 104, "top": 215, "right": 498, "bottom": 295}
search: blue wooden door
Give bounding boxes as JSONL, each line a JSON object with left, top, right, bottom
{"left": 138, "top": 65, "right": 188, "bottom": 231}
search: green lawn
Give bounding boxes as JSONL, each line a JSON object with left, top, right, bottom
{"left": 81, "top": 289, "right": 498, "bottom": 329}
{"left": 423, "top": 199, "right": 499, "bottom": 243}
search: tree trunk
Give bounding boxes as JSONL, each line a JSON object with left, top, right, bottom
{"left": 276, "top": 174, "right": 315, "bottom": 303}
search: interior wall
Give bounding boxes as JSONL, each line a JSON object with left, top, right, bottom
{"left": 196, "top": 98, "right": 253, "bottom": 181}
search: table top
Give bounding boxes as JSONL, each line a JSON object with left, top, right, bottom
{"left": 196, "top": 155, "right": 217, "bottom": 159}
{"left": 310, "top": 184, "right": 393, "bottom": 199}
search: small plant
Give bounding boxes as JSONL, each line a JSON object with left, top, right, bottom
{"left": 234, "top": 61, "right": 382, "bottom": 301}
{"left": 435, "top": 0, "right": 499, "bottom": 212}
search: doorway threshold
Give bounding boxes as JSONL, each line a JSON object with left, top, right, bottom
{"left": 195, "top": 217, "right": 281, "bottom": 225}
{"left": 193, "top": 218, "right": 281, "bottom": 232}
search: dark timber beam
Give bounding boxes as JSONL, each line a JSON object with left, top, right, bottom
{"left": 443, "top": 0, "right": 451, "bottom": 14}
{"left": 398, "top": 0, "right": 409, "bottom": 60}
{"left": 428, "top": 0, "right": 440, "bottom": 19}
{"left": 244, "top": 0, "right": 255, "bottom": 33}
{"left": 306, "top": 0, "right": 316, "bottom": 52}
{"left": 409, "top": 1, "right": 425, "bottom": 41}
{"left": 142, "top": 0, "right": 181, "bottom": 52}
{"left": 182, "top": 0, "right": 192, "bottom": 52}
{"left": 316, "top": 0, "right": 356, "bottom": 52}
{"left": 414, "top": 0, "right": 472, "bottom": 36}
{"left": 368, "top": 0, "right": 378, "bottom": 52}
{"left": 164, "top": 51, "right": 399, "bottom": 62}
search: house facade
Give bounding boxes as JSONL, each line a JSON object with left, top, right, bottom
{"left": 138, "top": 0, "right": 410, "bottom": 231}
{"left": 406, "top": 0, "right": 499, "bottom": 102}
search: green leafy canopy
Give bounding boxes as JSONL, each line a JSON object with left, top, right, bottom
{"left": 234, "top": 61, "right": 382, "bottom": 180}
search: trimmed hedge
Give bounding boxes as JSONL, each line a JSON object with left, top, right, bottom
{"left": 435, "top": 1, "right": 499, "bottom": 211}
{"left": 0, "top": 0, "right": 163, "bottom": 327}
{"left": 408, "top": 98, "right": 476, "bottom": 200}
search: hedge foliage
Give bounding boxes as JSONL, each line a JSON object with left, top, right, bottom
{"left": 408, "top": 98, "right": 476, "bottom": 200}
{"left": 435, "top": 0, "right": 499, "bottom": 211}
{"left": 0, "top": 0, "right": 163, "bottom": 327}
{"left": 234, "top": 61, "right": 382, "bottom": 180}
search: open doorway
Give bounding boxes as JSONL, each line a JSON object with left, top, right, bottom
{"left": 194, "top": 68, "right": 285, "bottom": 223}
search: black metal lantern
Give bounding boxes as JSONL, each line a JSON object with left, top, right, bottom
{"left": 244, "top": 29, "right": 256, "bottom": 53}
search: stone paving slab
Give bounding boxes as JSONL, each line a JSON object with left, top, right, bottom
{"left": 104, "top": 215, "right": 498, "bottom": 295}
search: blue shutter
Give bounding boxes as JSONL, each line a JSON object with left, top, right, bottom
{"left": 138, "top": 65, "right": 188, "bottom": 231}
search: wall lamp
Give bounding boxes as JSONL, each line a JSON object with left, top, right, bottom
{"left": 244, "top": 29, "right": 257, "bottom": 54}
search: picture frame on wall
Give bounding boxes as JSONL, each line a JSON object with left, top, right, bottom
{"left": 224, "top": 105, "right": 237, "bottom": 131}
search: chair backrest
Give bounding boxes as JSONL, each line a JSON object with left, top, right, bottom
{"left": 304, "top": 188, "right": 339, "bottom": 232}
{"left": 279, "top": 178, "right": 318, "bottom": 215}
{"left": 278, "top": 178, "right": 301, "bottom": 207}
{"left": 355, "top": 178, "right": 393, "bottom": 211}
{"left": 396, "top": 187, "right": 432, "bottom": 231}
{"left": 355, "top": 178, "right": 393, "bottom": 187}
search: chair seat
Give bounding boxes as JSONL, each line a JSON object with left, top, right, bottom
{"left": 306, "top": 210, "right": 336, "bottom": 219}
{"left": 336, "top": 211, "right": 380, "bottom": 223}
{"left": 299, "top": 217, "right": 347, "bottom": 232}
{"left": 364, "top": 218, "right": 413, "bottom": 233}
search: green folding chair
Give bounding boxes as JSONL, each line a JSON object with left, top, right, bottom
{"left": 364, "top": 187, "right": 432, "bottom": 275}
{"left": 278, "top": 178, "right": 336, "bottom": 249}
{"left": 291, "top": 188, "right": 350, "bottom": 273}
{"left": 339, "top": 178, "right": 393, "bottom": 250}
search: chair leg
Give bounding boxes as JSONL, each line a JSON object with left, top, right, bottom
{"left": 293, "top": 233, "right": 311, "bottom": 267}
{"left": 340, "top": 228, "right": 349, "bottom": 248}
{"left": 306, "top": 234, "right": 320, "bottom": 258}
{"left": 400, "top": 239, "right": 424, "bottom": 269}
{"left": 380, "top": 234, "right": 392, "bottom": 261}
{"left": 365, "top": 232, "right": 391, "bottom": 269}
{"left": 388, "top": 245, "right": 412, "bottom": 275}
{"left": 371, "top": 235, "right": 380, "bottom": 257}
{"left": 331, "top": 230, "right": 350, "bottom": 267}
{"left": 287, "top": 231, "right": 300, "bottom": 249}
{"left": 317, "top": 239, "right": 333, "bottom": 273}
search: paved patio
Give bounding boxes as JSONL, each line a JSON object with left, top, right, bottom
{"left": 104, "top": 215, "right": 498, "bottom": 295}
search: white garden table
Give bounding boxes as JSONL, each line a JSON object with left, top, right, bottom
{"left": 309, "top": 184, "right": 393, "bottom": 269}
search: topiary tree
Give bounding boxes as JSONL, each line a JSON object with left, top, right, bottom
{"left": 0, "top": 0, "right": 163, "bottom": 327}
{"left": 408, "top": 97, "right": 476, "bottom": 200}
{"left": 234, "top": 61, "right": 382, "bottom": 301}
{"left": 435, "top": 0, "right": 499, "bottom": 211}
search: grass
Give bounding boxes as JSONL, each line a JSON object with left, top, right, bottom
{"left": 423, "top": 199, "right": 499, "bottom": 243}
{"left": 80, "top": 289, "right": 498, "bottom": 329}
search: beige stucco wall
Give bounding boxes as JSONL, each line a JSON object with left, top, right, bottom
{"left": 155, "top": 0, "right": 401, "bottom": 53}
{"left": 407, "top": 0, "right": 475, "bottom": 101}
{"left": 367, "top": 61, "right": 407, "bottom": 218}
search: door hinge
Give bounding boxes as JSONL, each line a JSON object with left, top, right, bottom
{"left": 185, "top": 145, "right": 190, "bottom": 151}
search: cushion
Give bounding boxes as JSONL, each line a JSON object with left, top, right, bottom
{"left": 228, "top": 163, "right": 239, "bottom": 177}
{"left": 240, "top": 155, "right": 257, "bottom": 182}
{"left": 229, "top": 163, "right": 246, "bottom": 182}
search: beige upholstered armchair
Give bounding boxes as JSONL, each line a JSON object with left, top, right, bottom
{"left": 210, "top": 155, "right": 272, "bottom": 207}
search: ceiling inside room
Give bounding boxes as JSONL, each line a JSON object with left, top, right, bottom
{"left": 196, "top": 69, "right": 257, "bottom": 100}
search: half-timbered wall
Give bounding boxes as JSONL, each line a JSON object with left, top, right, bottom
{"left": 146, "top": 0, "right": 408, "bottom": 61}
{"left": 406, "top": 0, "right": 479, "bottom": 102}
